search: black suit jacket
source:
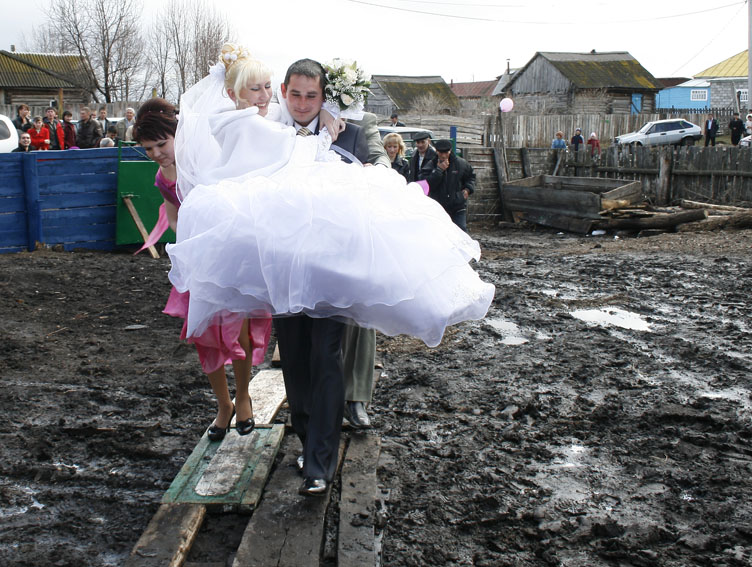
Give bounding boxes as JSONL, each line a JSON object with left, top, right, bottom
{"left": 315, "top": 121, "right": 369, "bottom": 164}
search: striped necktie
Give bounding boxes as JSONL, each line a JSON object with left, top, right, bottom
{"left": 297, "top": 127, "right": 312, "bottom": 137}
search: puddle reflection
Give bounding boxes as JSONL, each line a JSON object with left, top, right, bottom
{"left": 571, "top": 307, "right": 651, "bottom": 331}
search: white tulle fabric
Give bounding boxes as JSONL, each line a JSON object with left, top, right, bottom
{"left": 169, "top": 65, "right": 495, "bottom": 347}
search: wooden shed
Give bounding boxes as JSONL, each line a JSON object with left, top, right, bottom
{"left": 0, "top": 49, "right": 92, "bottom": 109}
{"left": 366, "top": 75, "right": 460, "bottom": 116}
{"left": 450, "top": 79, "right": 500, "bottom": 115}
{"left": 500, "top": 51, "right": 662, "bottom": 115}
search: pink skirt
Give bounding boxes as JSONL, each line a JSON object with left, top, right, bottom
{"left": 163, "top": 287, "right": 272, "bottom": 374}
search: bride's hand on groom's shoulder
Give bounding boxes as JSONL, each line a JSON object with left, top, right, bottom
{"left": 320, "top": 110, "right": 346, "bottom": 141}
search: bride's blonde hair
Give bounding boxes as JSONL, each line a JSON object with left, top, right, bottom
{"left": 221, "top": 43, "right": 271, "bottom": 105}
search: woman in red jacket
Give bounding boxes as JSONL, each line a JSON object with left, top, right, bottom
{"left": 28, "top": 116, "right": 51, "bottom": 150}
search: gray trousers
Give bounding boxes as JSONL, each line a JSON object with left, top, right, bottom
{"left": 342, "top": 325, "right": 375, "bottom": 404}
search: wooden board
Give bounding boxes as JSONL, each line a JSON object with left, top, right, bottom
{"left": 125, "top": 503, "right": 205, "bottom": 567}
{"left": 246, "top": 368, "right": 286, "bottom": 425}
{"left": 540, "top": 174, "right": 627, "bottom": 192}
{"left": 162, "top": 424, "right": 285, "bottom": 510}
{"left": 233, "top": 437, "right": 344, "bottom": 567}
{"left": 502, "top": 185, "right": 602, "bottom": 219}
{"left": 516, "top": 211, "right": 594, "bottom": 234}
{"left": 338, "top": 434, "right": 381, "bottom": 567}
{"left": 601, "top": 180, "right": 643, "bottom": 205}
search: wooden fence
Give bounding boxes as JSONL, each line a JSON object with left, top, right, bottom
{"left": 0, "top": 147, "right": 150, "bottom": 253}
{"left": 501, "top": 145, "right": 752, "bottom": 207}
{"left": 486, "top": 112, "right": 740, "bottom": 149}
{"left": 465, "top": 142, "right": 752, "bottom": 225}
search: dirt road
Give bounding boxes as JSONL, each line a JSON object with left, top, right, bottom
{"left": 1, "top": 227, "right": 750, "bottom": 566}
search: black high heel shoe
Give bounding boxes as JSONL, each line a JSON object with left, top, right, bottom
{"left": 235, "top": 416, "right": 255, "bottom": 436}
{"left": 207, "top": 405, "right": 235, "bottom": 442}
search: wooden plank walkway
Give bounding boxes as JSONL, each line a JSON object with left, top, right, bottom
{"left": 232, "top": 438, "right": 344, "bottom": 567}
{"left": 127, "top": 368, "right": 383, "bottom": 566}
{"left": 126, "top": 369, "right": 287, "bottom": 566}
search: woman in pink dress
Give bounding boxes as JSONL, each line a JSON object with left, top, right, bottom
{"left": 132, "top": 98, "right": 271, "bottom": 441}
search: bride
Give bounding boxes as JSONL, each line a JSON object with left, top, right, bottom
{"left": 168, "top": 45, "right": 494, "bottom": 348}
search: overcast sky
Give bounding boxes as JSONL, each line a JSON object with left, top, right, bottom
{"left": 2, "top": 0, "right": 747, "bottom": 86}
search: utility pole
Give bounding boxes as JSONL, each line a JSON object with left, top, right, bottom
{"left": 748, "top": 0, "right": 751, "bottom": 113}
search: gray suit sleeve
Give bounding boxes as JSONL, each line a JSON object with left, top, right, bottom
{"left": 351, "top": 112, "right": 390, "bottom": 168}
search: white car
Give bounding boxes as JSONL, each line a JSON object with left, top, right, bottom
{"left": 739, "top": 135, "right": 751, "bottom": 147}
{"left": 615, "top": 119, "right": 702, "bottom": 147}
{"left": 0, "top": 114, "right": 19, "bottom": 152}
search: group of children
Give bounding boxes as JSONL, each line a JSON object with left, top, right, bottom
{"left": 552, "top": 128, "right": 601, "bottom": 155}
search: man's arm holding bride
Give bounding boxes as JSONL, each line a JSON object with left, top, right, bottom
{"left": 349, "top": 111, "right": 390, "bottom": 168}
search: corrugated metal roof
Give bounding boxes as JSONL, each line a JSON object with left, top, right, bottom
{"left": 539, "top": 52, "right": 661, "bottom": 91}
{"left": 0, "top": 50, "right": 91, "bottom": 89}
{"left": 450, "top": 80, "right": 497, "bottom": 98}
{"left": 492, "top": 69, "right": 518, "bottom": 96}
{"left": 371, "top": 75, "right": 460, "bottom": 109}
{"left": 657, "top": 77, "right": 691, "bottom": 88}
{"left": 677, "top": 79, "right": 710, "bottom": 88}
{"left": 695, "top": 50, "right": 747, "bottom": 78}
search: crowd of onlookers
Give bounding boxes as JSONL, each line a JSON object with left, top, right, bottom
{"left": 11, "top": 104, "right": 136, "bottom": 152}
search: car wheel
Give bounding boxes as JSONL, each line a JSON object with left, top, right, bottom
{"left": 681, "top": 137, "right": 695, "bottom": 146}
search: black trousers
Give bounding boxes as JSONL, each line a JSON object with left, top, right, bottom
{"left": 274, "top": 315, "right": 345, "bottom": 481}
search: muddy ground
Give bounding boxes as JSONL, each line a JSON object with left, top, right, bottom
{"left": 1, "top": 225, "right": 751, "bottom": 566}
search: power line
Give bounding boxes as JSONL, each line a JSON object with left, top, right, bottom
{"left": 670, "top": 2, "right": 746, "bottom": 75}
{"left": 343, "top": 0, "right": 744, "bottom": 25}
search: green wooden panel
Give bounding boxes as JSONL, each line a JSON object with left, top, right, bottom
{"left": 162, "top": 424, "right": 284, "bottom": 511}
{"left": 115, "top": 159, "right": 175, "bottom": 245}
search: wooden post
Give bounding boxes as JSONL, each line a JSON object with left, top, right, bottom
{"left": 122, "top": 196, "right": 160, "bottom": 258}
{"left": 520, "top": 147, "right": 531, "bottom": 179}
{"left": 657, "top": 147, "right": 673, "bottom": 205}
{"left": 22, "top": 153, "right": 41, "bottom": 251}
{"left": 492, "top": 148, "right": 511, "bottom": 222}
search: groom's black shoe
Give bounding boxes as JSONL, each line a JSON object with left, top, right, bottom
{"left": 298, "top": 477, "right": 327, "bottom": 496}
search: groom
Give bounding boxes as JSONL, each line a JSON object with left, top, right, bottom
{"left": 276, "top": 58, "right": 370, "bottom": 496}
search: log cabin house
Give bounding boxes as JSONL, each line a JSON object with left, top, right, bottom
{"left": 0, "top": 49, "right": 92, "bottom": 110}
{"left": 500, "top": 51, "right": 662, "bottom": 115}
{"left": 366, "top": 75, "right": 460, "bottom": 116}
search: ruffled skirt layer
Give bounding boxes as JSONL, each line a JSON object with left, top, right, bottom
{"left": 167, "top": 156, "right": 494, "bottom": 347}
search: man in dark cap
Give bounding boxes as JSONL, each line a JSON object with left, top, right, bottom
{"left": 390, "top": 112, "right": 405, "bottom": 127}
{"left": 408, "top": 130, "right": 436, "bottom": 182}
{"left": 426, "top": 139, "right": 475, "bottom": 232}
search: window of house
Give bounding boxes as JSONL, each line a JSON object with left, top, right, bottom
{"left": 738, "top": 89, "right": 749, "bottom": 103}
{"left": 690, "top": 90, "right": 708, "bottom": 101}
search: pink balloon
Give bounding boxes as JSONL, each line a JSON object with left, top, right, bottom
{"left": 499, "top": 98, "right": 514, "bottom": 112}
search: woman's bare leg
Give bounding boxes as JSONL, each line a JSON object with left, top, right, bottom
{"left": 232, "top": 319, "right": 254, "bottom": 423}
{"left": 207, "top": 367, "right": 234, "bottom": 426}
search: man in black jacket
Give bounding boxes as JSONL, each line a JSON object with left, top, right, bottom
{"left": 703, "top": 114, "right": 719, "bottom": 147}
{"left": 76, "top": 107, "right": 103, "bottom": 149}
{"left": 728, "top": 112, "right": 745, "bottom": 146}
{"left": 409, "top": 131, "right": 436, "bottom": 182}
{"left": 426, "top": 139, "right": 476, "bottom": 232}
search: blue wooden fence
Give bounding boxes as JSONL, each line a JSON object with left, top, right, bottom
{"left": 0, "top": 147, "right": 151, "bottom": 253}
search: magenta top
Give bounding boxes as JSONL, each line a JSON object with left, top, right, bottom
{"left": 155, "top": 169, "right": 181, "bottom": 209}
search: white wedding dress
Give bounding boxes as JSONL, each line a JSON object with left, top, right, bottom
{"left": 168, "top": 66, "right": 494, "bottom": 347}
